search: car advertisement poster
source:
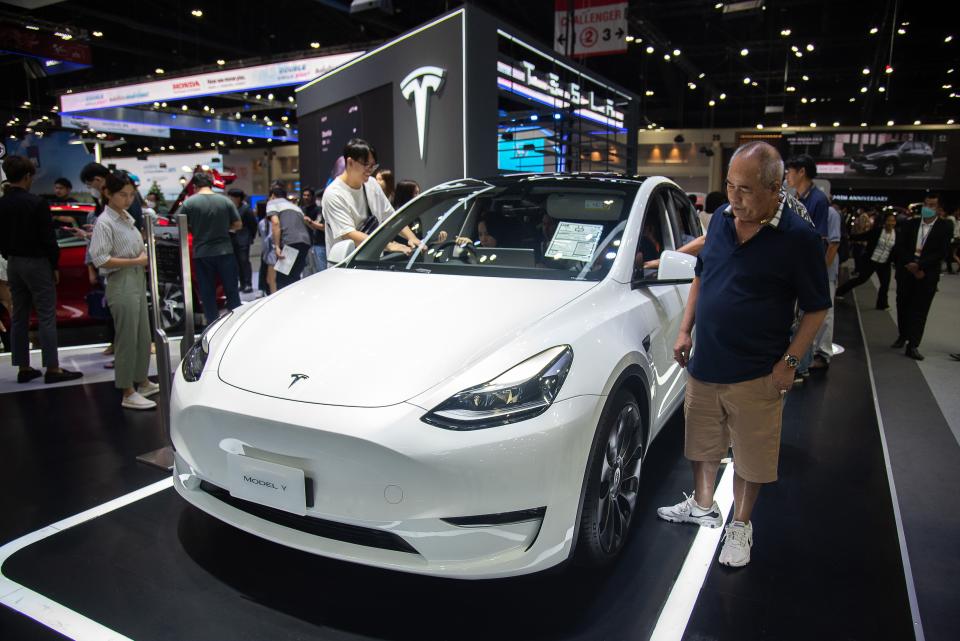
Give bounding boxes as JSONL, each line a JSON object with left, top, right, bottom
{"left": 782, "top": 130, "right": 960, "bottom": 190}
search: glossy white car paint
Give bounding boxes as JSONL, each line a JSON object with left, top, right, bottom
{"left": 170, "top": 175, "right": 696, "bottom": 579}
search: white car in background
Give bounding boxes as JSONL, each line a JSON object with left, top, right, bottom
{"left": 170, "top": 173, "right": 701, "bottom": 579}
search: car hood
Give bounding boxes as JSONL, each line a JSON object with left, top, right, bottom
{"left": 217, "top": 268, "right": 596, "bottom": 407}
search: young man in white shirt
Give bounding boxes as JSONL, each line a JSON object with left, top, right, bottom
{"left": 321, "top": 139, "right": 421, "bottom": 266}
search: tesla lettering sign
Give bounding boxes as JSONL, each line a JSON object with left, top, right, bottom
{"left": 554, "top": 0, "right": 628, "bottom": 58}
{"left": 401, "top": 66, "right": 445, "bottom": 161}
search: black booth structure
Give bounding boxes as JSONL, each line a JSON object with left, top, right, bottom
{"left": 295, "top": 5, "right": 640, "bottom": 191}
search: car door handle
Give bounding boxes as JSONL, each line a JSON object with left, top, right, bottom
{"left": 642, "top": 334, "right": 651, "bottom": 352}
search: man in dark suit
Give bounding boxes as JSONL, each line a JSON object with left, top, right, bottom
{"left": 892, "top": 194, "right": 952, "bottom": 360}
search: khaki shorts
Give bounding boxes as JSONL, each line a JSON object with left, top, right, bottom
{"left": 684, "top": 373, "right": 785, "bottom": 484}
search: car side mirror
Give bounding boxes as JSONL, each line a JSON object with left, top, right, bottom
{"left": 658, "top": 250, "right": 696, "bottom": 282}
{"left": 327, "top": 239, "right": 356, "bottom": 266}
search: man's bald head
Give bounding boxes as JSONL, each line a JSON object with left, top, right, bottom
{"left": 729, "top": 141, "right": 785, "bottom": 191}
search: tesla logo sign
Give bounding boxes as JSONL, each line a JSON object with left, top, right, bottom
{"left": 400, "top": 66, "right": 445, "bottom": 161}
{"left": 288, "top": 373, "right": 309, "bottom": 388}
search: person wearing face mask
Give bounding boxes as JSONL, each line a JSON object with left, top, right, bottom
{"left": 88, "top": 171, "right": 158, "bottom": 410}
{"left": 892, "top": 193, "right": 952, "bottom": 360}
{"left": 321, "top": 139, "right": 421, "bottom": 266}
{"left": 835, "top": 212, "right": 898, "bottom": 309}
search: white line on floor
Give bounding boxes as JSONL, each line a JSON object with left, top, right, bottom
{"left": 0, "top": 477, "right": 173, "bottom": 641}
{"left": 648, "top": 462, "right": 734, "bottom": 641}
{"left": 852, "top": 289, "right": 926, "bottom": 641}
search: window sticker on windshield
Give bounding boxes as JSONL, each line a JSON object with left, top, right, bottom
{"left": 545, "top": 222, "right": 605, "bottom": 262}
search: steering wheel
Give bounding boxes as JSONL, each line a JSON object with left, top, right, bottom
{"left": 428, "top": 240, "right": 480, "bottom": 264}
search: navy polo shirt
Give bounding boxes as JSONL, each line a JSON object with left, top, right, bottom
{"left": 798, "top": 184, "right": 830, "bottom": 240}
{"left": 687, "top": 202, "right": 831, "bottom": 384}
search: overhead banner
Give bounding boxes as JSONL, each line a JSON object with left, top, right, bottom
{"left": 553, "top": 0, "right": 628, "bottom": 59}
{"left": 0, "top": 25, "right": 92, "bottom": 66}
{"left": 61, "top": 115, "right": 171, "bottom": 139}
{"left": 60, "top": 51, "right": 364, "bottom": 113}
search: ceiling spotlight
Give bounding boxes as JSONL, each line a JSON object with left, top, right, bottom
{"left": 155, "top": 68, "right": 165, "bottom": 74}
{"left": 756, "top": 123, "right": 764, "bottom": 129}
{"left": 860, "top": 122, "right": 867, "bottom": 127}
{"left": 751, "top": 81, "right": 758, "bottom": 86}
{"left": 92, "top": 31, "right": 103, "bottom": 37}
{"left": 914, "top": 120, "right": 922, "bottom": 125}
{"left": 743, "top": 76, "right": 751, "bottom": 84}
{"left": 181, "top": 104, "right": 188, "bottom": 111}
{"left": 698, "top": 72, "right": 706, "bottom": 79}
{"left": 809, "top": 122, "right": 817, "bottom": 127}
{"left": 288, "top": 96, "right": 296, "bottom": 102}
{"left": 664, "top": 54, "right": 672, "bottom": 61}
{"left": 795, "top": 51, "right": 803, "bottom": 58}
{"left": 247, "top": 138, "right": 254, "bottom": 143}
{"left": 862, "top": 67, "right": 870, "bottom": 75}
{"left": 833, "top": 121, "right": 840, "bottom": 127}
{"left": 802, "top": 75, "right": 810, "bottom": 81}
{"left": 645, "top": 45, "right": 654, "bottom": 54}
{"left": 885, "top": 65, "right": 894, "bottom": 74}
{"left": 897, "top": 28, "right": 906, "bottom": 35}
{"left": 625, "top": 35, "right": 635, "bottom": 43}
{"left": 849, "top": 97, "right": 856, "bottom": 102}
{"left": 860, "top": 86, "right": 868, "bottom": 93}
{"left": 720, "top": 93, "right": 727, "bottom": 100}
{"left": 801, "top": 97, "right": 808, "bottom": 103}
{"left": 645, "top": 90, "right": 655, "bottom": 96}
{"left": 191, "top": 9, "right": 203, "bottom": 17}
{"left": 949, "top": 69, "right": 955, "bottom": 74}
{"left": 786, "top": 85, "right": 797, "bottom": 92}
{"left": 673, "top": 49, "right": 681, "bottom": 56}
{"left": 780, "top": 29, "right": 792, "bottom": 37}
{"left": 161, "top": 102, "right": 167, "bottom": 107}
{"left": 948, "top": 119, "right": 955, "bottom": 124}
{"left": 946, "top": 35, "right": 954, "bottom": 43}
{"left": 714, "top": 2, "right": 723, "bottom": 8}
{"left": 688, "top": 82, "right": 697, "bottom": 90}
{"left": 869, "top": 27, "right": 879, "bottom": 34}
{"left": 806, "top": 43, "right": 814, "bottom": 52}
{"left": 740, "top": 48, "right": 749, "bottom": 56}
{"left": 791, "top": 45, "right": 799, "bottom": 52}
{"left": 879, "top": 86, "right": 886, "bottom": 92}
{"left": 708, "top": 99, "right": 716, "bottom": 106}
{"left": 217, "top": 59, "right": 225, "bottom": 65}
{"left": 887, "top": 120, "right": 895, "bottom": 126}
{"left": 310, "top": 42, "right": 320, "bottom": 49}
{"left": 943, "top": 84, "right": 954, "bottom": 89}
{"left": 195, "top": 142, "right": 202, "bottom": 148}
{"left": 22, "top": 100, "right": 31, "bottom": 106}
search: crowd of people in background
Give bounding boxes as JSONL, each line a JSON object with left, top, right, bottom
{"left": 2, "top": 139, "right": 958, "bottom": 410}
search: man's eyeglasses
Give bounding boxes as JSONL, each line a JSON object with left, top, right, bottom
{"left": 353, "top": 159, "right": 379, "bottom": 174}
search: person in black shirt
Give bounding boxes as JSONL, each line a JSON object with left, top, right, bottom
{"left": 228, "top": 189, "right": 258, "bottom": 293}
{"left": 0, "top": 156, "right": 83, "bottom": 384}
{"left": 301, "top": 187, "right": 326, "bottom": 273}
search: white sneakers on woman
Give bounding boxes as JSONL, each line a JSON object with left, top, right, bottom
{"left": 137, "top": 381, "right": 160, "bottom": 398}
{"left": 122, "top": 391, "right": 157, "bottom": 410}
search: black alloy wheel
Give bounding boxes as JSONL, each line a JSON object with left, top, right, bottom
{"left": 577, "top": 389, "right": 644, "bottom": 567}
{"left": 882, "top": 162, "right": 897, "bottom": 177}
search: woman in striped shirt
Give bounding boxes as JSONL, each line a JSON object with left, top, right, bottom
{"left": 88, "top": 172, "right": 159, "bottom": 410}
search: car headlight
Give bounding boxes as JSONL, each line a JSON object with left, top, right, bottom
{"left": 181, "top": 311, "right": 233, "bottom": 382}
{"left": 422, "top": 346, "right": 573, "bottom": 430}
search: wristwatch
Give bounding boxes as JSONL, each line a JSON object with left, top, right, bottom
{"left": 783, "top": 354, "right": 800, "bottom": 369}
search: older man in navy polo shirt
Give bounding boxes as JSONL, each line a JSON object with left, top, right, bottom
{"left": 657, "top": 141, "right": 831, "bottom": 568}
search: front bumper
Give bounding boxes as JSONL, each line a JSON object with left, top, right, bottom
{"left": 850, "top": 161, "right": 879, "bottom": 173}
{"left": 170, "top": 373, "right": 603, "bottom": 579}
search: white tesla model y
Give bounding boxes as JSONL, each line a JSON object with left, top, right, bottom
{"left": 171, "top": 174, "right": 700, "bottom": 579}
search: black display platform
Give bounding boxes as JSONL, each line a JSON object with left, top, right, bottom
{"left": 0, "top": 303, "right": 915, "bottom": 640}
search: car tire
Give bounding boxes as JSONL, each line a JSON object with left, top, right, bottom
{"left": 882, "top": 162, "right": 896, "bottom": 177}
{"left": 921, "top": 159, "right": 932, "bottom": 172}
{"left": 575, "top": 389, "right": 645, "bottom": 568}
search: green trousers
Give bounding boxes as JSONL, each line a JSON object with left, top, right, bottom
{"left": 105, "top": 266, "right": 151, "bottom": 390}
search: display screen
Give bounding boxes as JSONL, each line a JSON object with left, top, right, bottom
{"left": 299, "top": 84, "right": 393, "bottom": 192}
{"left": 782, "top": 130, "right": 960, "bottom": 190}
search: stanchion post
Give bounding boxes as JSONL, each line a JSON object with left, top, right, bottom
{"left": 177, "top": 214, "right": 195, "bottom": 359}
{"left": 137, "top": 215, "right": 175, "bottom": 470}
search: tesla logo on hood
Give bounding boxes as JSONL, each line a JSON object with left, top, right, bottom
{"left": 400, "top": 66, "right": 445, "bottom": 161}
{"left": 288, "top": 373, "right": 310, "bottom": 388}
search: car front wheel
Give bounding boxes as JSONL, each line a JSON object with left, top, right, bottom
{"left": 576, "top": 389, "right": 644, "bottom": 567}
{"left": 882, "top": 162, "right": 896, "bottom": 177}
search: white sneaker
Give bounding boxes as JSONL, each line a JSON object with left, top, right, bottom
{"left": 122, "top": 391, "right": 157, "bottom": 410}
{"left": 719, "top": 520, "right": 753, "bottom": 567}
{"left": 137, "top": 381, "right": 160, "bottom": 398}
{"left": 657, "top": 492, "right": 724, "bottom": 528}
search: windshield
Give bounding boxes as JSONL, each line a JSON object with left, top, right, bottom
{"left": 875, "top": 142, "right": 904, "bottom": 151}
{"left": 343, "top": 177, "right": 641, "bottom": 281}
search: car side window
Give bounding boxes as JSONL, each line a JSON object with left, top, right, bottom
{"left": 667, "top": 190, "right": 702, "bottom": 248}
{"left": 633, "top": 190, "right": 674, "bottom": 281}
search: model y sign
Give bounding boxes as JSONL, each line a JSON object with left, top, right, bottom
{"left": 401, "top": 66, "right": 445, "bottom": 161}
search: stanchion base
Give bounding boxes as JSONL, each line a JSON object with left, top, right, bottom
{"left": 137, "top": 446, "right": 174, "bottom": 471}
